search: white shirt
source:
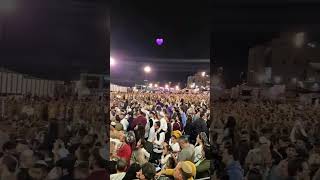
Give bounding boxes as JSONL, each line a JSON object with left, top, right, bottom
{"left": 194, "top": 144, "right": 203, "bottom": 163}
{"left": 160, "top": 117, "right": 168, "bottom": 132}
{"left": 154, "top": 129, "right": 165, "bottom": 145}
{"left": 148, "top": 126, "right": 155, "bottom": 143}
{"left": 120, "top": 118, "right": 129, "bottom": 131}
{"left": 161, "top": 154, "right": 172, "bottom": 169}
{"left": 169, "top": 139, "right": 180, "bottom": 152}
{"left": 110, "top": 172, "right": 126, "bottom": 180}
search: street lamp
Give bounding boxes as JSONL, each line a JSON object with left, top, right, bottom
{"left": 144, "top": 66, "right": 151, "bottom": 74}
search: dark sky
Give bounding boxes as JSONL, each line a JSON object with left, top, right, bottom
{"left": 111, "top": 0, "right": 210, "bottom": 86}
{"left": 211, "top": 2, "right": 320, "bottom": 87}
{"left": 1, "top": 0, "right": 109, "bottom": 80}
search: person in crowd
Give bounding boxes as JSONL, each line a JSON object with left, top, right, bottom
{"left": 110, "top": 92, "right": 210, "bottom": 179}
{"left": 221, "top": 142, "right": 244, "bottom": 180}
{"left": 110, "top": 158, "right": 127, "bottom": 180}
{"left": 156, "top": 161, "right": 196, "bottom": 180}
{"left": 131, "top": 138, "right": 150, "bottom": 165}
{"left": 152, "top": 121, "right": 166, "bottom": 163}
{"left": 160, "top": 143, "right": 172, "bottom": 170}
{"left": 115, "top": 131, "right": 133, "bottom": 164}
{"left": 0, "top": 155, "right": 18, "bottom": 180}
{"left": 287, "top": 158, "right": 310, "bottom": 180}
{"left": 177, "top": 135, "right": 195, "bottom": 163}
{"left": 136, "top": 162, "right": 156, "bottom": 180}
{"left": 190, "top": 112, "right": 208, "bottom": 145}
{"left": 169, "top": 130, "right": 181, "bottom": 153}
{"left": 194, "top": 132, "right": 209, "bottom": 164}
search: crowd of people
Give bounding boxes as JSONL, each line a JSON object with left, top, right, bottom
{"left": 0, "top": 94, "right": 108, "bottom": 180}
{"left": 209, "top": 99, "right": 320, "bottom": 180}
{"left": 109, "top": 92, "right": 211, "bottom": 180}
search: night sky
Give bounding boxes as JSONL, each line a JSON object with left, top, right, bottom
{"left": 1, "top": 0, "right": 109, "bottom": 80}
{"left": 211, "top": 2, "right": 320, "bottom": 87}
{"left": 111, "top": 0, "right": 210, "bottom": 86}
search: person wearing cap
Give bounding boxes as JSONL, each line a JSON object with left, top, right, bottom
{"left": 169, "top": 130, "right": 182, "bottom": 153}
{"left": 156, "top": 161, "right": 196, "bottom": 180}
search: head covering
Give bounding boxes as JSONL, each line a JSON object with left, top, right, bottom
{"left": 115, "top": 123, "right": 123, "bottom": 131}
{"left": 171, "top": 130, "right": 182, "bottom": 139}
{"left": 180, "top": 161, "right": 196, "bottom": 179}
{"left": 125, "top": 131, "right": 136, "bottom": 144}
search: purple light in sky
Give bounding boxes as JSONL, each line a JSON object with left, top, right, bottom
{"left": 155, "top": 38, "right": 164, "bottom": 46}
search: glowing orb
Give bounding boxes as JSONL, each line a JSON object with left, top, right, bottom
{"left": 155, "top": 38, "right": 164, "bottom": 46}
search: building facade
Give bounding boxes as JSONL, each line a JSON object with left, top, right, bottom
{"left": 248, "top": 32, "right": 320, "bottom": 90}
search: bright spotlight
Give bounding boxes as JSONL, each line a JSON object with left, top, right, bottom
{"left": 201, "top": 72, "right": 206, "bottom": 77}
{"left": 144, "top": 66, "right": 151, "bottom": 73}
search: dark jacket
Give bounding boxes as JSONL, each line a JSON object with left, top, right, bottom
{"left": 190, "top": 118, "right": 208, "bottom": 144}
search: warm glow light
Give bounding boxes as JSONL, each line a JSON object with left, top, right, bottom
{"left": 165, "top": 84, "right": 169, "bottom": 89}
{"left": 201, "top": 72, "right": 206, "bottom": 77}
{"left": 110, "top": 57, "right": 115, "bottom": 66}
{"left": 175, "top": 85, "right": 180, "bottom": 90}
{"left": 144, "top": 66, "right": 151, "bottom": 73}
{"left": 149, "top": 83, "right": 153, "bottom": 88}
{"left": 154, "top": 84, "right": 158, "bottom": 88}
